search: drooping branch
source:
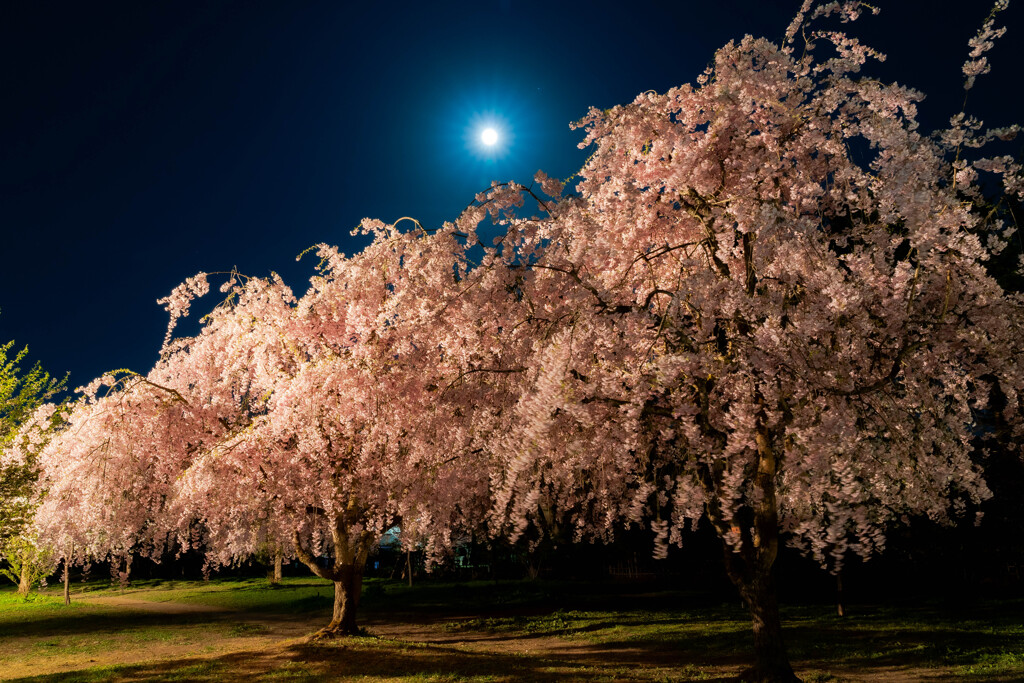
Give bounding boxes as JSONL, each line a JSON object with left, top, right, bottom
{"left": 441, "top": 365, "right": 527, "bottom": 396}
{"left": 831, "top": 340, "right": 928, "bottom": 397}
{"left": 103, "top": 370, "right": 192, "bottom": 408}
{"left": 293, "top": 528, "right": 335, "bottom": 581}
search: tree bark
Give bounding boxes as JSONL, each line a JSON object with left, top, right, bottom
{"left": 725, "top": 560, "right": 797, "bottom": 682}
{"left": 272, "top": 547, "right": 283, "bottom": 585}
{"left": 293, "top": 516, "right": 374, "bottom": 639}
{"left": 63, "top": 557, "right": 70, "bottom": 606}
{"left": 326, "top": 563, "right": 363, "bottom": 635}
{"left": 709, "top": 428, "right": 800, "bottom": 682}
{"left": 17, "top": 563, "right": 31, "bottom": 596}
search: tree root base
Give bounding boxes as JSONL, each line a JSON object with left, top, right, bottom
{"left": 306, "top": 624, "right": 372, "bottom": 641}
{"left": 307, "top": 627, "right": 356, "bottom": 641}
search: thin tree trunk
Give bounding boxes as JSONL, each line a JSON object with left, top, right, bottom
{"left": 63, "top": 558, "right": 70, "bottom": 605}
{"left": 836, "top": 572, "right": 845, "bottom": 618}
{"left": 527, "top": 558, "right": 541, "bottom": 580}
{"left": 390, "top": 553, "right": 402, "bottom": 579}
{"left": 272, "top": 548, "right": 283, "bottom": 585}
{"left": 406, "top": 549, "right": 413, "bottom": 587}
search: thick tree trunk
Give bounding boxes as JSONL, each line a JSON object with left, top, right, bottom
{"left": 725, "top": 563, "right": 796, "bottom": 682}
{"left": 325, "top": 564, "right": 363, "bottom": 635}
{"left": 17, "top": 563, "right": 31, "bottom": 595}
{"left": 710, "top": 427, "right": 800, "bottom": 682}
{"left": 293, "top": 515, "right": 374, "bottom": 639}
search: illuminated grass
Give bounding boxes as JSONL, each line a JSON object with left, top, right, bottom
{"left": 2, "top": 580, "right": 1023, "bottom": 681}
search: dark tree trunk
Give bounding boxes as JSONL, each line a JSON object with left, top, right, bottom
{"left": 293, "top": 514, "right": 374, "bottom": 639}
{"left": 708, "top": 428, "right": 801, "bottom": 682}
{"left": 326, "top": 564, "right": 363, "bottom": 635}
{"left": 726, "top": 563, "right": 796, "bottom": 682}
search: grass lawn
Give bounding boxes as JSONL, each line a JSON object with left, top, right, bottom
{"left": 0, "top": 577, "right": 1022, "bottom": 681}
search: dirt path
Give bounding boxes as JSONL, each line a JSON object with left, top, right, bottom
{"left": 74, "top": 593, "right": 229, "bottom": 614}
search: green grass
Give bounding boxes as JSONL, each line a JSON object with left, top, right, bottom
{"left": 191, "top": 579, "right": 1024, "bottom": 679}
{"left": 6, "top": 637, "right": 673, "bottom": 683}
{"left": 2, "top": 578, "right": 1023, "bottom": 681}
{"left": 444, "top": 598, "right": 1024, "bottom": 680}
{"left": 0, "top": 589, "right": 130, "bottom": 648}
{"left": 0, "top": 580, "right": 283, "bottom": 679}
{"left": 0, "top": 589, "right": 100, "bottom": 619}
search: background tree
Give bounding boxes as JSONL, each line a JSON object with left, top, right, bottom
{"left": 0, "top": 338, "right": 65, "bottom": 594}
{"left": 34, "top": 222, "right": 518, "bottom": 636}
{"left": 32, "top": 269, "right": 301, "bottom": 604}
{"left": 165, "top": 225, "right": 518, "bottom": 636}
{"left": 31, "top": 369, "right": 217, "bottom": 583}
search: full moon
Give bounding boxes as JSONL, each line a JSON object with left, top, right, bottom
{"left": 481, "top": 127, "right": 499, "bottom": 146}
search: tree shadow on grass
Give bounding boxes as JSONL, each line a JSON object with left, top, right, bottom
{"left": 782, "top": 620, "right": 1024, "bottom": 681}
{"left": 7, "top": 614, "right": 1021, "bottom": 682}
{"left": 7, "top": 594, "right": 1022, "bottom": 682}
{"left": 7, "top": 637, "right": 740, "bottom": 683}
{"left": 579, "top": 618, "right": 1024, "bottom": 681}
{"left": 409, "top": 603, "right": 1024, "bottom": 681}
{"left": 427, "top": 607, "right": 751, "bottom": 652}
{"left": 0, "top": 594, "right": 334, "bottom": 642}
{"left": 0, "top": 609, "right": 233, "bottom": 641}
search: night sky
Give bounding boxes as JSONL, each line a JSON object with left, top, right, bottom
{"left": 2, "top": 1, "right": 1022, "bottom": 390}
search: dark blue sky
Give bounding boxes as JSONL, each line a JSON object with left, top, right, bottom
{"left": 2, "top": 1, "right": 1021, "bottom": 389}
